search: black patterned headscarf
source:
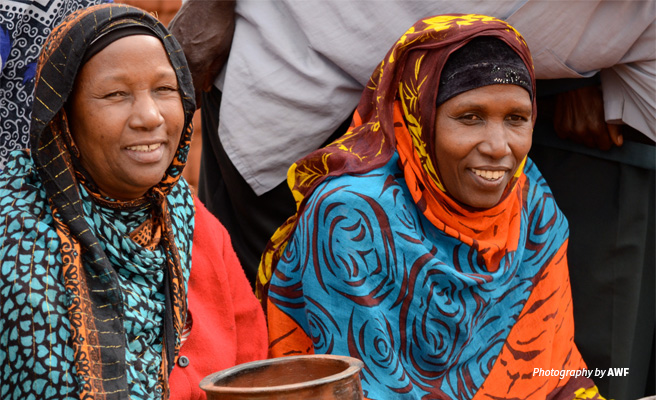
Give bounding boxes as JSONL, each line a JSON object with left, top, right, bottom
{"left": 29, "top": 3, "right": 195, "bottom": 398}
{"left": 436, "top": 36, "right": 532, "bottom": 106}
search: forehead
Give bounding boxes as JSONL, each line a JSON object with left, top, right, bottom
{"left": 442, "top": 84, "right": 532, "bottom": 108}
{"left": 76, "top": 35, "right": 174, "bottom": 82}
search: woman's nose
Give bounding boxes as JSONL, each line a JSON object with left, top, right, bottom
{"left": 129, "top": 92, "right": 165, "bottom": 130}
{"left": 477, "top": 122, "right": 511, "bottom": 159}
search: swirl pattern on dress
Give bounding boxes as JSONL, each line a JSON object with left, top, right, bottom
{"left": 267, "top": 155, "right": 600, "bottom": 399}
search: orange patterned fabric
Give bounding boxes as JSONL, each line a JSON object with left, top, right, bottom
{"left": 472, "top": 241, "right": 601, "bottom": 399}
{"left": 130, "top": 218, "right": 162, "bottom": 250}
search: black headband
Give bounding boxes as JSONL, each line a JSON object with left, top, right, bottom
{"left": 436, "top": 37, "right": 532, "bottom": 107}
{"left": 82, "top": 21, "right": 159, "bottom": 64}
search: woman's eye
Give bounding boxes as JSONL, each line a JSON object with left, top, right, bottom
{"left": 103, "top": 91, "right": 127, "bottom": 99}
{"left": 156, "top": 86, "right": 178, "bottom": 93}
{"left": 458, "top": 114, "right": 482, "bottom": 123}
{"left": 507, "top": 114, "right": 528, "bottom": 123}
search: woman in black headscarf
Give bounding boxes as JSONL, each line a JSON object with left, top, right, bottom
{"left": 0, "top": 4, "right": 266, "bottom": 399}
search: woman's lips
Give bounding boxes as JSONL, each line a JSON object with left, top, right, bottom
{"left": 127, "top": 143, "right": 162, "bottom": 152}
{"left": 125, "top": 142, "right": 165, "bottom": 163}
{"left": 471, "top": 167, "right": 506, "bottom": 181}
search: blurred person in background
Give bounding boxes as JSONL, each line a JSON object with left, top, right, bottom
{"left": 0, "top": 0, "right": 111, "bottom": 169}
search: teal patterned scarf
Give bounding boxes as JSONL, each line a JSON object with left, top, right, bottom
{"left": 0, "top": 3, "right": 196, "bottom": 399}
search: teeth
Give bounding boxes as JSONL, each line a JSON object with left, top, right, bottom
{"left": 472, "top": 168, "right": 505, "bottom": 180}
{"left": 127, "top": 143, "right": 161, "bottom": 152}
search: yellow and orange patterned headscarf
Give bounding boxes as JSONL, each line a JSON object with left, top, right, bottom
{"left": 257, "top": 14, "right": 537, "bottom": 302}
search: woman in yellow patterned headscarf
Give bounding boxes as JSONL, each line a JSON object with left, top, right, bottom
{"left": 259, "top": 14, "right": 604, "bottom": 399}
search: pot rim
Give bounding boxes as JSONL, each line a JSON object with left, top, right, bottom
{"left": 199, "top": 354, "right": 364, "bottom": 394}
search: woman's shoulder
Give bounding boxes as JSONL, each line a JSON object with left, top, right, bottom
{"left": 309, "top": 155, "right": 409, "bottom": 206}
{"left": 191, "top": 196, "right": 234, "bottom": 266}
{"left": 0, "top": 151, "right": 50, "bottom": 220}
{"left": 193, "top": 196, "right": 228, "bottom": 239}
{"left": 0, "top": 151, "right": 60, "bottom": 264}
{"left": 522, "top": 157, "right": 568, "bottom": 234}
{"left": 291, "top": 156, "right": 418, "bottom": 252}
{"left": 522, "top": 157, "right": 557, "bottom": 203}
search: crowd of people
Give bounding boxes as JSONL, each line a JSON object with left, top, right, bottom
{"left": 0, "top": 1, "right": 653, "bottom": 399}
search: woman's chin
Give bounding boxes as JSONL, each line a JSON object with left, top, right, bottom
{"left": 455, "top": 190, "right": 505, "bottom": 209}
{"left": 98, "top": 175, "right": 165, "bottom": 201}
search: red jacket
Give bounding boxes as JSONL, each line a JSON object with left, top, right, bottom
{"left": 170, "top": 198, "right": 268, "bottom": 399}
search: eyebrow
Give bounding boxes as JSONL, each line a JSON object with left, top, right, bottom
{"left": 507, "top": 105, "right": 533, "bottom": 114}
{"left": 97, "top": 67, "right": 177, "bottom": 83}
{"left": 452, "top": 102, "right": 532, "bottom": 113}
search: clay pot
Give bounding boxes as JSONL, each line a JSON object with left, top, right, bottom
{"left": 199, "top": 354, "right": 365, "bottom": 400}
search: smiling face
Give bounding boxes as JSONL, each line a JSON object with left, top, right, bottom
{"left": 433, "top": 84, "right": 533, "bottom": 209}
{"left": 68, "top": 34, "right": 184, "bottom": 201}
